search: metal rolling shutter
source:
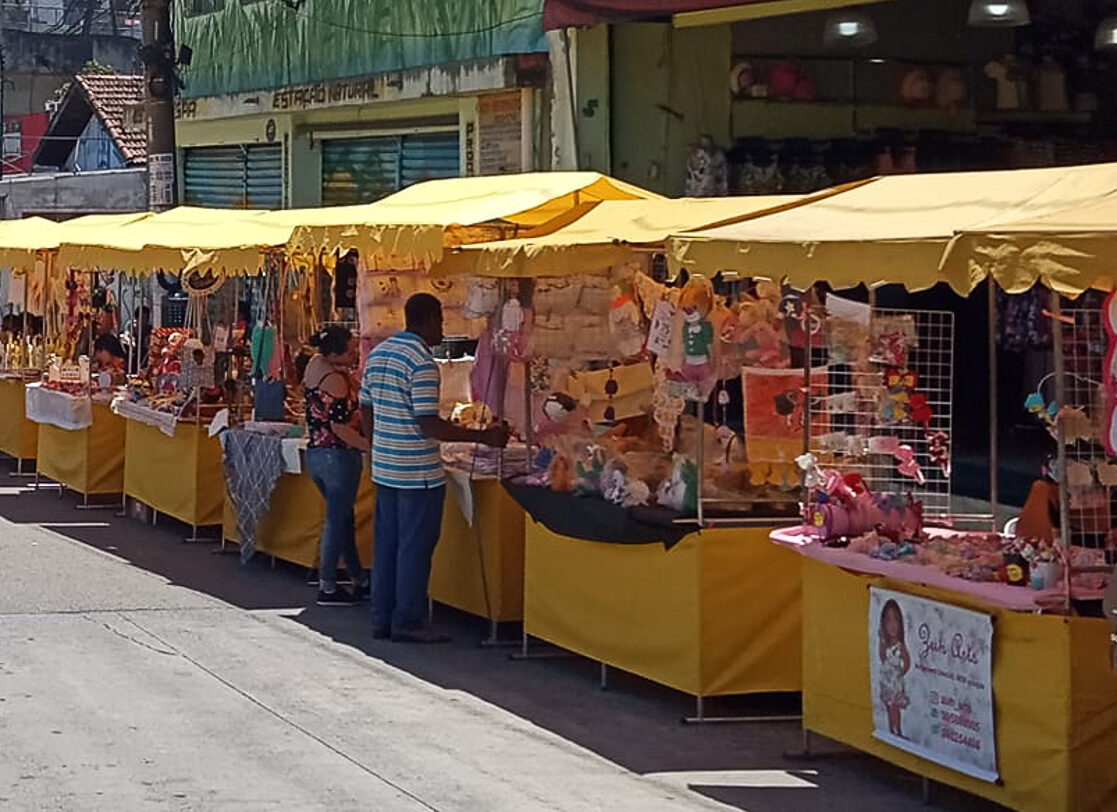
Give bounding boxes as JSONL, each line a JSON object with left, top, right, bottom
{"left": 320, "top": 131, "right": 459, "bottom": 207}
{"left": 183, "top": 144, "right": 283, "bottom": 209}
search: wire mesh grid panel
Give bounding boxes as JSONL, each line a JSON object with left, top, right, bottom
{"left": 1056, "top": 301, "right": 1113, "bottom": 555}
{"left": 808, "top": 306, "right": 955, "bottom": 517}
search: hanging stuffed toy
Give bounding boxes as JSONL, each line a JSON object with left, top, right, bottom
{"left": 608, "top": 288, "right": 646, "bottom": 359}
{"left": 493, "top": 297, "right": 531, "bottom": 362}
{"left": 675, "top": 276, "right": 716, "bottom": 388}
{"left": 657, "top": 454, "right": 699, "bottom": 513}
{"left": 880, "top": 368, "right": 917, "bottom": 423}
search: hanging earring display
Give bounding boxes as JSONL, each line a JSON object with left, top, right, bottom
{"left": 603, "top": 361, "right": 618, "bottom": 423}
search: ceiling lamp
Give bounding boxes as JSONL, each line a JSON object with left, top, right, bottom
{"left": 1095, "top": 17, "right": 1117, "bottom": 50}
{"left": 823, "top": 11, "right": 878, "bottom": 47}
{"left": 967, "top": 0, "right": 1030, "bottom": 27}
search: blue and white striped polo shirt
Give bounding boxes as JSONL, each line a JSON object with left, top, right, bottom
{"left": 359, "top": 332, "right": 444, "bottom": 489}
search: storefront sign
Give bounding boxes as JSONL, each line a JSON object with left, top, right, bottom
{"left": 869, "top": 587, "right": 998, "bottom": 783}
{"left": 478, "top": 91, "right": 523, "bottom": 175}
{"left": 272, "top": 78, "right": 382, "bottom": 112}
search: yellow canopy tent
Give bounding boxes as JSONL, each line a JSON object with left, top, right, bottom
{"left": 940, "top": 187, "right": 1117, "bottom": 297}
{"left": 669, "top": 163, "right": 1117, "bottom": 294}
{"left": 48, "top": 172, "right": 658, "bottom": 275}
{"left": 439, "top": 195, "right": 803, "bottom": 277}
{"left": 285, "top": 171, "right": 661, "bottom": 268}
{"left": 0, "top": 213, "right": 152, "bottom": 271}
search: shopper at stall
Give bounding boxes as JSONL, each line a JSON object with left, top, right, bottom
{"left": 360, "top": 293, "right": 509, "bottom": 643}
{"left": 304, "top": 325, "right": 370, "bottom": 607}
{"left": 92, "top": 333, "right": 127, "bottom": 375}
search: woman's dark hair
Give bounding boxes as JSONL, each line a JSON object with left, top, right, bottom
{"left": 880, "top": 599, "right": 905, "bottom": 645}
{"left": 309, "top": 325, "right": 353, "bottom": 357}
{"left": 93, "top": 333, "right": 126, "bottom": 359}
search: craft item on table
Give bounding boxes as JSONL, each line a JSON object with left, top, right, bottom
{"left": 984, "top": 56, "right": 1025, "bottom": 111}
{"left": 927, "top": 431, "right": 951, "bottom": 477}
{"left": 601, "top": 458, "right": 652, "bottom": 508}
{"left": 574, "top": 445, "right": 606, "bottom": 497}
{"left": 657, "top": 454, "right": 698, "bottom": 513}
{"left": 470, "top": 324, "right": 508, "bottom": 417}
{"left": 534, "top": 278, "right": 581, "bottom": 318}
{"left": 797, "top": 452, "right": 825, "bottom": 489}
{"left": 608, "top": 290, "right": 646, "bottom": 359}
{"left": 827, "top": 391, "right": 857, "bottom": 414}
{"left": 464, "top": 277, "right": 501, "bottom": 319}
{"left": 1057, "top": 405, "right": 1094, "bottom": 445}
{"left": 653, "top": 375, "right": 686, "bottom": 452}
{"left": 894, "top": 445, "right": 925, "bottom": 485}
{"left": 674, "top": 276, "right": 716, "bottom": 389}
{"left": 535, "top": 392, "right": 579, "bottom": 446}
{"left": 743, "top": 365, "right": 826, "bottom": 489}
{"left": 880, "top": 368, "right": 916, "bottom": 423}
{"left": 646, "top": 298, "right": 678, "bottom": 358}
{"left": 1066, "top": 460, "right": 1095, "bottom": 489}
{"left": 870, "top": 316, "right": 915, "bottom": 367}
{"left": 529, "top": 357, "right": 553, "bottom": 394}
{"left": 1096, "top": 461, "right": 1117, "bottom": 487}
{"left": 733, "top": 285, "right": 790, "bottom": 369}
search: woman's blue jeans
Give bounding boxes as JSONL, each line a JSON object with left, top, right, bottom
{"left": 306, "top": 447, "right": 367, "bottom": 592}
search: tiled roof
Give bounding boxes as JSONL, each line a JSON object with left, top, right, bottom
{"left": 75, "top": 74, "right": 146, "bottom": 165}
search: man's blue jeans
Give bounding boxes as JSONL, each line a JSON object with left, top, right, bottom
{"left": 305, "top": 447, "right": 366, "bottom": 592}
{"left": 371, "top": 484, "right": 445, "bottom": 631}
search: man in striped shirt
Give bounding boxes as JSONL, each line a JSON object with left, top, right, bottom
{"left": 360, "top": 293, "right": 509, "bottom": 643}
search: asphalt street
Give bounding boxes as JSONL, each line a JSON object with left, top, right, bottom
{"left": 0, "top": 461, "right": 1005, "bottom": 811}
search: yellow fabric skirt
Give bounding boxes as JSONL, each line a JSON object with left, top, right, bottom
{"left": 801, "top": 556, "right": 1117, "bottom": 812}
{"left": 124, "top": 419, "right": 224, "bottom": 527}
{"left": 524, "top": 523, "right": 802, "bottom": 697}
{"left": 0, "top": 378, "right": 37, "bottom": 460}
{"left": 37, "top": 402, "right": 125, "bottom": 495}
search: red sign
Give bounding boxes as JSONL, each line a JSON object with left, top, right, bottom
{"left": 2, "top": 113, "right": 49, "bottom": 174}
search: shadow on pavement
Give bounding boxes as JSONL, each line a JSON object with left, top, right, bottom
{"left": 0, "top": 457, "right": 1006, "bottom": 812}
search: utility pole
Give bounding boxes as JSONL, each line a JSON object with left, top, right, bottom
{"left": 141, "top": 0, "right": 177, "bottom": 211}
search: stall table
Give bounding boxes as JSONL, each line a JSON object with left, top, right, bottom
{"left": 792, "top": 549, "right": 1117, "bottom": 812}
{"left": 222, "top": 468, "right": 375, "bottom": 570}
{"left": 0, "top": 376, "right": 37, "bottom": 467}
{"left": 35, "top": 402, "right": 125, "bottom": 498}
{"left": 523, "top": 521, "right": 802, "bottom": 710}
{"left": 123, "top": 417, "right": 224, "bottom": 535}
{"left": 223, "top": 469, "right": 526, "bottom": 625}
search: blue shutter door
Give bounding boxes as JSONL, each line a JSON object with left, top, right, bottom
{"left": 320, "top": 130, "right": 460, "bottom": 206}
{"left": 400, "top": 131, "right": 460, "bottom": 188}
{"left": 183, "top": 144, "right": 283, "bottom": 208}
{"left": 321, "top": 136, "right": 400, "bottom": 206}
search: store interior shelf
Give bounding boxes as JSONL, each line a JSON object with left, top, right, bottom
{"left": 731, "top": 98, "right": 976, "bottom": 139}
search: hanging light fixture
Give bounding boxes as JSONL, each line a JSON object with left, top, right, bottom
{"left": 967, "top": 0, "right": 1030, "bottom": 27}
{"left": 1095, "top": 17, "right": 1117, "bottom": 50}
{"left": 823, "top": 11, "right": 878, "bottom": 47}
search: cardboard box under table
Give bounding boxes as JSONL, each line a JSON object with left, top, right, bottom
{"left": 123, "top": 417, "right": 224, "bottom": 531}
{"left": 35, "top": 402, "right": 125, "bottom": 497}
{"left": 0, "top": 377, "right": 37, "bottom": 463}
{"left": 523, "top": 519, "right": 802, "bottom": 707}
{"left": 797, "top": 555, "right": 1117, "bottom": 812}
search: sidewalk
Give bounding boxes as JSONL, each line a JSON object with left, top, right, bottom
{"left": 0, "top": 460, "right": 1005, "bottom": 811}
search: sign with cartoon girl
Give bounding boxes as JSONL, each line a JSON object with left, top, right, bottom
{"left": 868, "top": 587, "right": 998, "bottom": 783}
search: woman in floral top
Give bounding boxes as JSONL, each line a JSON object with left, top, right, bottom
{"left": 304, "top": 325, "right": 369, "bottom": 606}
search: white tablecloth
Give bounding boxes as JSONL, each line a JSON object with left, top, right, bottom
{"left": 110, "top": 397, "right": 180, "bottom": 437}
{"left": 25, "top": 383, "right": 93, "bottom": 431}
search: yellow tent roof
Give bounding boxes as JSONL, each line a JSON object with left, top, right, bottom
{"left": 940, "top": 187, "right": 1117, "bottom": 296}
{"left": 444, "top": 195, "right": 803, "bottom": 277}
{"left": 669, "top": 164, "right": 1117, "bottom": 294}
{"left": 287, "top": 172, "right": 661, "bottom": 267}
{"left": 0, "top": 213, "right": 152, "bottom": 271}
{"left": 48, "top": 173, "right": 659, "bottom": 275}
{"left": 56, "top": 207, "right": 292, "bottom": 274}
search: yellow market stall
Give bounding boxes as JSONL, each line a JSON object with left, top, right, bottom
{"left": 28, "top": 389, "right": 125, "bottom": 502}
{"left": 0, "top": 375, "right": 37, "bottom": 469}
{"left": 195, "top": 174, "right": 656, "bottom": 623}
{"left": 669, "top": 162, "right": 1117, "bottom": 811}
{"left": 441, "top": 194, "right": 827, "bottom": 703}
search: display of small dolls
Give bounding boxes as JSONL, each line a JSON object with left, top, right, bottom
{"left": 677, "top": 277, "right": 715, "bottom": 384}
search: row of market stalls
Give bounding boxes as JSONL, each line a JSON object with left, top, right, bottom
{"left": 1, "top": 167, "right": 1116, "bottom": 811}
